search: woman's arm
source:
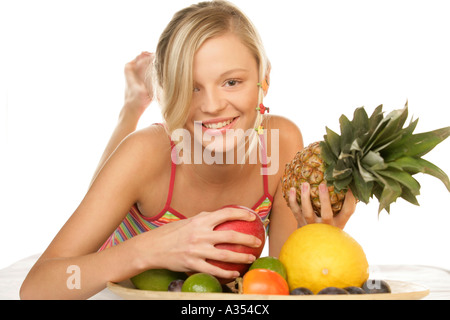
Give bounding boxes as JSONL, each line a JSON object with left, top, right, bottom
{"left": 266, "top": 116, "right": 304, "bottom": 257}
{"left": 268, "top": 116, "right": 357, "bottom": 257}
{"left": 90, "top": 53, "right": 154, "bottom": 186}
{"left": 21, "top": 129, "right": 262, "bottom": 299}
{"left": 20, "top": 130, "right": 158, "bottom": 299}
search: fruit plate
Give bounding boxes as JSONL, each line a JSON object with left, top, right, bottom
{"left": 107, "top": 279, "right": 429, "bottom": 300}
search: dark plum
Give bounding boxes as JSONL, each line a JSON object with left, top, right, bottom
{"left": 344, "top": 286, "right": 366, "bottom": 294}
{"left": 317, "top": 287, "right": 349, "bottom": 295}
{"left": 290, "top": 287, "right": 314, "bottom": 295}
{"left": 221, "top": 283, "right": 234, "bottom": 293}
{"left": 168, "top": 279, "right": 185, "bottom": 292}
{"left": 361, "top": 279, "right": 391, "bottom": 294}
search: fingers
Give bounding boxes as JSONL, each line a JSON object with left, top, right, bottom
{"left": 293, "top": 183, "right": 356, "bottom": 229}
{"left": 187, "top": 207, "right": 261, "bottom": 249}
{"left": 212, "top": 230, "right": 262, "bottom": 248}
{"left": 334, "top": 189, "right": 357, "bottom": 229}
{"left": 201, "top": 206, "right": 258, "bottom": 228}
{"left": 209, "top": 246, "right": 257, "bottom": 265}
{"left": 194, "top": 260, "right": 241, "bottom": 280}
{"left": 288, "top": 187, "right": 305, "bottom": 227}
{"left": 318, "top": 183, "right": 334, "bottom": 225}
{"left": 183, "top": 228, "right": 261, "bottom": 279}
{"left": 300, "top": 183, "right": 316, "bottom": 224}
{"left": 187, "top": 206, "right": 262, "bottom": 254}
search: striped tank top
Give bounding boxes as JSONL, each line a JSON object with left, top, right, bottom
{"left": 99, "top": 129, "right": 273, "bottom": 251}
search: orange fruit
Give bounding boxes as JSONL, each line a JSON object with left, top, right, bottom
{"left": 242, "top": 269, "right": 289, "bottom": 295}
{"left": 279, "top": 224, "right": 369, "bottom": 294}
{"left": 249, "top": 256, "right": 287, "bottom": 280}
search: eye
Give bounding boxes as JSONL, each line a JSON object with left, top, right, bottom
{"left": 224, "top": 79, "right": 240, "bottom": 87}
{"left": 193, "top": 87, "right": 200, "bottom": 92}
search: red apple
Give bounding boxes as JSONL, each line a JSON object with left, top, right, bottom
{"left": 207, "top": 205, "right": 266, "bottom": 283}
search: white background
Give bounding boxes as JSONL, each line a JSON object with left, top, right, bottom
{"left": 1, "top": 0, "right": 449, "bottom": 270}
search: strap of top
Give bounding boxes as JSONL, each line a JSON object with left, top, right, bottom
{"left": 258, "top": 133, "right": 270, "bottom": 196}
{"left": 154, "top": 123, "right": 177, "bottom": 211}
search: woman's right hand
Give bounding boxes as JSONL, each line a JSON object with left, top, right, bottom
{"left": 137, "top": 207, "right": 263, "bottom": 280}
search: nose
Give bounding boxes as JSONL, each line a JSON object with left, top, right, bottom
{"left": 199, "top": 87, "right": 226, "bottom": 114}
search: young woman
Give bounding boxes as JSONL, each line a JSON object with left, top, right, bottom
{"left": 21, "top": 0, "right": 356, "bottom": 299}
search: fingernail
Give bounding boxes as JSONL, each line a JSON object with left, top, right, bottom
{"left": 290, "top": 187, "right": 296, "bottom": 197}
{"left": 319, "top": 183, "right": 327, "bottom": 193}
{"left": 302, "top": 182, "right": 308, "bottom": 193}
{"left": 255, "top": 239, "right": 262, "bottom": 247}
{"left": 249, "top": 255, "right": 256, "bottom": 263}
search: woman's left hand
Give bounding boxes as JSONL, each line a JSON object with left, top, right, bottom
{"left": 288, "top": 182, "right": 357, "bottom": 229}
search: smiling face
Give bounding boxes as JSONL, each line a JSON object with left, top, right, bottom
{"left": 186, "top": 32, "right": 260, "bottom": 154}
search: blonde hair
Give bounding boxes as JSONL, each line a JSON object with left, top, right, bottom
{"left": 152, "top": 0, "right": 270, "bottom": 135}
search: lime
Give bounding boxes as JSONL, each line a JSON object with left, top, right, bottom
{"left": 181, "top": 273, "right": 222, "bottom": 293}
{"left": 249, "top": 256, "right": 287, "bottom": 280}
{"left": 131, "top": 269, "right": 187, "bottom": 291}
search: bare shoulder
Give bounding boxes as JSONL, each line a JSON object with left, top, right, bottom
{"left": 125, "top": 124, "right": 171, "bottom": 152}
{"left": 264, "top": 115, "right": 303, "bottom": 155}
{"left": 107, "top": 124, "right": 172, "bottom": 179}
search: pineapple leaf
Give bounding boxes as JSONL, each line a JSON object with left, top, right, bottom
{"left": 372, "top": 107, "right": 409, "bottom": 151}
{"left": 378, "top": 167, "right": 421, "bottom": 196}
{"left": 400, "top": 185, "right": 420, "bottom": 206}
{"left": 350, "top": 139, "right": 361, "bottom": 152}
{"left": 364, "top": 116, "right": 391, "bottom": 154}
{"left": 334, "top": 175, "right": 353, "bottom": 191}
{"left": 357, "top": 159, "right": 377, "bottom": 183}
{"left": 319, "top": 140, "right": 337, "bottom": 165}
{"left": 368, "top": 105, "right": 384, "bottom": 134}
{"left": 387, "top": 156, "right": 423, "bottom": 174}
{"left": 361, "top": 151, "right": 387, "bottom": 171}
{"left": 324, "top": 127, "right": 341, "bottom": 158}
{"left": 350, "top": 163, "right": 373, "bottom": 204}
{"left": 375, "top": 118, "right": 419, "bottom": 157}
{"left": 406, "top": 127, "right": 450, "bottom": 157}
{"left": 339, "top": 114, "right": 354, "bottom": 153}
{"left": 324, "top": 163, "right": 336, "bottom": 183}
{"left": 413, "top": 158, "right": 450, "bottom": 192}
{"left": 377, "top": 177, "right": 403, "bottom": 214}
{"left": 372, "top": 183, "right": 383, "bottom": 202}
{"left": 333, "top": 158, "right": 353, "bottom": 180}
{"left": 352, "top": 107, "right": 370, "bottom": 142}
{"left": 382, "top": 126, "right": 450, "bottom": 161}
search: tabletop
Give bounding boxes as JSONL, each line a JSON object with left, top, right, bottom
{"left": 1, "top": 254, "right": 449, "bottom": 300}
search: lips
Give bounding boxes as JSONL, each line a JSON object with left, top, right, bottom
{"left": 201, "top": 117, "right": 238, "bottom": 132}
{"left": 202, "top": 118, "right": 234, "bottom": 129}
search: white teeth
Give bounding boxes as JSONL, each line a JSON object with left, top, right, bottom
{"left": 203, "top": 119, "right": 233, "bottom": 129}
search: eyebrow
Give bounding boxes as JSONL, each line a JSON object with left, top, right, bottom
{"left": 220, "top": 68, "right": 250, "bottom": 78}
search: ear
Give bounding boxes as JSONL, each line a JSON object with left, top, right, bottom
{"left": 263, "top": 65, "right": 271, "bottom": 97}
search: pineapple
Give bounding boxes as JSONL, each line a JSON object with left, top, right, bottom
{"left": 282, "top": 103, "right": 450, "bottom": 216}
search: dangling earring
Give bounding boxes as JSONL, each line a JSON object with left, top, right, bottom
{"left": 256, "top": 103, "right": 269, "bottom": 115}
{"left": 255, "top": 79, "right": 269, "bottom": 134}
{"left": 255, "top": 125, "right": 264, "bottom": 135}
{"left": 255, "top": 104, "right": 268, "bottom": 134}
{"left": 257, "top": 79, "right": 269, "bottom": 92}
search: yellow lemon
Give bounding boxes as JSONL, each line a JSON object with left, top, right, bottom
{"left": 279, "top": 224, "right": 369, "bottom": 294}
